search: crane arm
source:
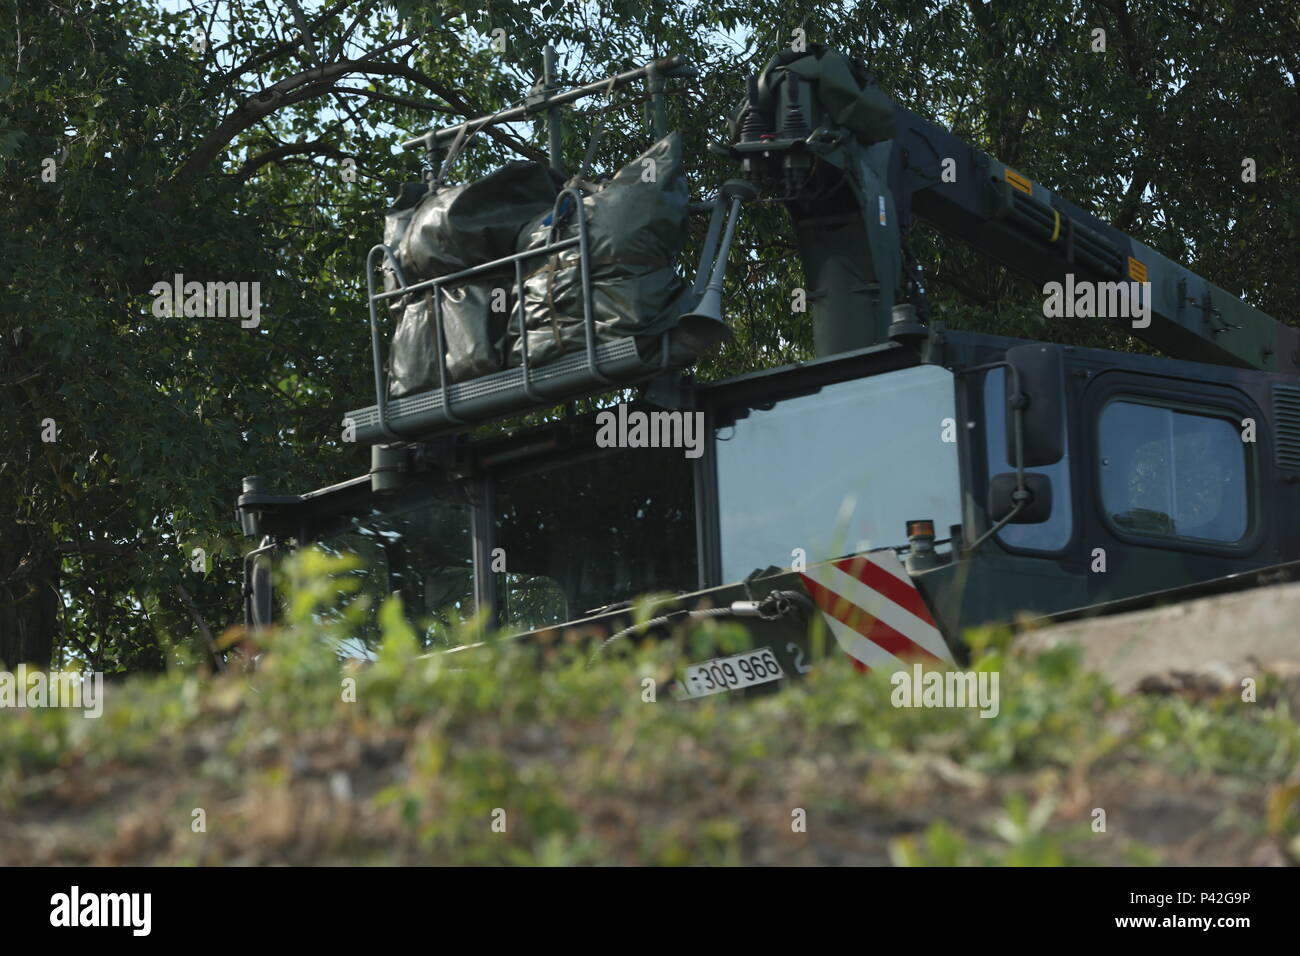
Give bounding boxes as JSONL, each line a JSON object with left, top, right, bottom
{"left": 728, "top": 45, "right": 1299, "bottom": 374}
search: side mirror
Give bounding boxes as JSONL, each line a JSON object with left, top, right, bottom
{"left": 1004, "top": 344, "right": 1065, "bottom": 467}
{"left": 988, "top": 472, "right": 1053, "bottom": 524}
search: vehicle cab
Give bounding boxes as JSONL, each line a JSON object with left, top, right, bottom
{"left": 237, "top": 326, "right": 1300, "bottom": 679}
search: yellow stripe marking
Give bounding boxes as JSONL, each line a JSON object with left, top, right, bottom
{"left": 1004, "top": 168, "right": 1033, "bottom": 195}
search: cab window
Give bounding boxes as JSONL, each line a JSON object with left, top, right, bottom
{"left": 315, "top": 484, "right": 476, "bottom": 650}
{"left": 715, "top": 365, "right": 963, "bottom": 582}
{"left": 1098, "top": 400, "right": 1248, "bottom": 542}
{"left": 493, "top": 445, "right": 697, "bottom": 631}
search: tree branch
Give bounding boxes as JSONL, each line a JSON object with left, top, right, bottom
{"left": 1113, "top": 172, "right": 1151, "bottom": 231}
{"left": 180, "top": 54, "right": 548, "bottom": 180}
{"left": 56, "top": 540, "right": 135, "bottom": 557}
{"left": 234, "top": 139, "right": 352, "bottom": 180}
{"left": 332, "top": 0, "right": 380, "bottom": 61}
{"left": 334, "top": 86, "right": 452, "bottom": 114}
{"left": 218, "top": 0, "right": 355, "bottom": 88}
{"left": 283, "top": 0, "right": 321, "bottom": 66}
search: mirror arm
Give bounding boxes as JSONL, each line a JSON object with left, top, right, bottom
{"left": 243, "top": 536, "right": 277, "bottom": 633}
{"left": 1006, "top": 361, "right": 1027, "bottom": 498}
{"left": 970, "top": 498, "right": 1025, "bottom": 551}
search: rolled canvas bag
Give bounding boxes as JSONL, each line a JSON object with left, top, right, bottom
{"left": 510, "top": 132, "right": 692, "bottom": 369}
{"left": 379, "top": 180, "right": 423, "bottom": 325}
{"left": 398, "top": 162, "right": 561, "bottom": 276}
{"left": 387, "top": 296, "right": 436, "bottom": 399}
{"left": 386, "top": 281, "right": 515, "bottom": 396}
{"left": 381, "top": 183, "right": 426, "bottom": 397}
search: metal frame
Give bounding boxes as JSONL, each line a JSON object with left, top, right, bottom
{"left": 692, "top": 406, "right": 722, "bottom": 590}
{"left": 400, "top": 52, "right": 695, "bottom": 155}
{"left": 345, "top": 50, "right": 765, "bottom": 447}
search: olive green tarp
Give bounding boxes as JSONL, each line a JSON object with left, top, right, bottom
{"left": 382, "top": 162, "right": 560, "bottom": 397}
{"left": 509, "top": 132, "right": 692, "bottom": 369}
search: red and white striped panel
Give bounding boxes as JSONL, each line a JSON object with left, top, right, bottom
{"left": 798, "top": 550, "right": 953, "bottom": 671}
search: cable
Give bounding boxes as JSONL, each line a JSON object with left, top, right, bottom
{"left": 586, "top": 590, "right": 810, "bottom": 668}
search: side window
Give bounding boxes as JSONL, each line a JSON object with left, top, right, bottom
{"left": 715, "top": 365, "right": 963, "bottom": 582}
{"left": 1098, "top": 400, "right": 1248, "bottom": 543}
{"left": 984, "top": 368, "right": 1073, "bottom": 551}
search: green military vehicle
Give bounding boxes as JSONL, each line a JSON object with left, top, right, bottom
{"left": 235, "top": 45, "right": 1300, "bottom": 697}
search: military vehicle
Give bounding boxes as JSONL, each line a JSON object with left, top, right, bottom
{"left": 235, "top": 44, "right": 1300, "bottom": 697}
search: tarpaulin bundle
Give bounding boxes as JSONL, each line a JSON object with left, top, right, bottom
{"left": 396, "top": 162, "right": 562, "bottom": 276}
{"left": 381, "top": 162, "right": 561, "bottom": 397}
{"left": 509, "top": 132, "right": 693, "bottom": 369}
{"left": 387, "top": 274, "right": 516, "bottom": 396}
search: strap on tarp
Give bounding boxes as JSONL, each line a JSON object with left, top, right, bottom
{"left": 575, "top": 76, "right": 619, "bottom": 183}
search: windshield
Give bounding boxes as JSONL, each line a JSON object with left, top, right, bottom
{"left": 314, "top": 483, "right": 476, "bottom": 650}
{"left": 494, "top": 445, "right": 697, "bottom": 631}
{"left": 313, "top": 441, "right": 698, "bottom": 641}
{"left": 714, "top": 365, "right": 963, "bottom": 581}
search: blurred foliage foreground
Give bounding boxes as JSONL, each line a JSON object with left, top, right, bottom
{"left": 2, "top": 549, "right": 1299, "bottom": 866}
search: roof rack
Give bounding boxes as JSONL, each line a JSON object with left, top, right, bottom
{"left": 344, "top": 49, "right": 753, "bottom": 446}
{"left": 351, "top": 186, "right": 674, "bottom": 444}
{"left": 401, "top": 48, "right": 698, "bottom": 173}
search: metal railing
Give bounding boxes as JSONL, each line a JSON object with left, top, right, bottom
{"left": 364, "top": 186, "right": 673, "bottom": 442}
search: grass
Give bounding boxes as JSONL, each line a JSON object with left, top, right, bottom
{"left": 1, "top": 548, "right": 1298, "bottom": 865}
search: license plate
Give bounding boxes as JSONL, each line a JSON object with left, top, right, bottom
{"left": 676, "top": 647, "right": 785, "bottom": 699}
